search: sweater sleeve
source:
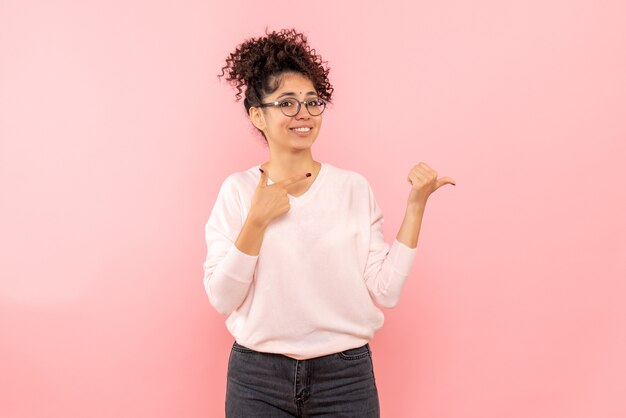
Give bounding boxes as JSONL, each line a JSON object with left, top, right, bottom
{"left": 363, "top": 183, "right": 417, "bottom": 308}
{"left": 203, "top": 176, "right": 258, "bottom": 315}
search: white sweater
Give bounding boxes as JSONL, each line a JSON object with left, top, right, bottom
{"left": 203, "top": 162, "right": 417, "bottom": 360}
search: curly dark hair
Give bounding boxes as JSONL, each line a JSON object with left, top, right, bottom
{"left": 218, "top": 27, "right": 334, "bottom": 141}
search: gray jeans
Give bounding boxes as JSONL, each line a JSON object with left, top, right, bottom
{"left": 225, "top": 341, "right": 380, "bottom": 417}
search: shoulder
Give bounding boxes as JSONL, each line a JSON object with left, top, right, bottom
{"left": 215, "top": 164, "right": 260, "bottom": 201}
{"left": 220, "top": 164, "right": 259, "bottom": 189}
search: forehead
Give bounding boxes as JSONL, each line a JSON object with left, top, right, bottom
{"left": 273, "top": 73, "right": 316, "bottom": 96}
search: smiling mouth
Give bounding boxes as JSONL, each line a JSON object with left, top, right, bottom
{"left": 290, "top": 127, "right": 312, "bottom": 132}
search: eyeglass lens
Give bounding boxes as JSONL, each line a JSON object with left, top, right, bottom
{"left": 280, "top": 98, "right": 325, "bottom": 116}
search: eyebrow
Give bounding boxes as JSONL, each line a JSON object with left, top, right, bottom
{"left": 276, "top": 91, "right": 318, "bottom": 99}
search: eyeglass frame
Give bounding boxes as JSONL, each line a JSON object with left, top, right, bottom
{"left": 256, "top": 97, "right": 328, "bottom": 117}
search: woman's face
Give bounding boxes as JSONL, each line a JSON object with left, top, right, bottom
{"left": 250, "top": 72, "right": 323, "bottom": 153}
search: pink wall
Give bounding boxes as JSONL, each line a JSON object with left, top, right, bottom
{"left": 1, "top": 0, "right": 625, "bottom": 417}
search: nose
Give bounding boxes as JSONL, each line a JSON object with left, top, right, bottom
{"left": 295, "top": 100, "right": 310, "bottom": 119}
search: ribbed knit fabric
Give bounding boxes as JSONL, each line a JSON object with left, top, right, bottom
{"left": 203, "top": 162, "right": 417, "bottom": 360}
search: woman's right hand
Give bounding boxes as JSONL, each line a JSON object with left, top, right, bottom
{"left": 247, "top": 167, "right": 311, "bottom": 228}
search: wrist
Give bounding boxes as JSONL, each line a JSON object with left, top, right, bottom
{"left": 245, "top": 211, "right": 269, "bottom": 231}
{"left": 406, "top": 200, "right": 426, "bottom": 215}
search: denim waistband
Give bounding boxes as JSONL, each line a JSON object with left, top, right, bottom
{"left": 232, "top": 341, "right": 371, "bottom": 360}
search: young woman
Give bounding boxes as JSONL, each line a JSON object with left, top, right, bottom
{"left": 204, "top": 27, "right": 455, "bottom": 417}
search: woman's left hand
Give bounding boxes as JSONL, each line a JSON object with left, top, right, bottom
{"left": 406, "top": 162, "right": 456, "bottom": 206}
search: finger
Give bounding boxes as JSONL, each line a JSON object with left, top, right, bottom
{"left": 435, "top": 176, "right": 456, "bottom": 189}
{"left": 419, "top": 162, "right": 436, "bottom": 175}
{"left": 274, "top": 172, "right": 312, "bottom": 187}
{"left": 411, "top": 170, "right": 428, "bottom": 186}
{"left": 258, "top": 167, "right": 268, "bottom": 187}
{"left": 413, "top": 165, "right": 436, "bottom": 180}
{"left": 407, "top": 170, "right": 423, "bottom": 185}
{"left": 407, "top": 172, "right": 422, "bottom": 186}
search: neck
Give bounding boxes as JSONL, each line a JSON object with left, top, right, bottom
{"left": 264, "top": 148, "right": 318, "bottom": 179}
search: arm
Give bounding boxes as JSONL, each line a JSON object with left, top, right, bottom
{"left": 203, "top": 177, "right": 258, "bottom": 315}
{"left": 364, "top": 162, "right": 455, "bottom": 307}
{"left": 203, "top": 168, "right": 311, "bottom": 315}
{"left": 397, "top": 162, "right": 455, "bottom": 249}
{"left": 395, "top": 202, "right": 426, "bottom": 249}
{"left": 363, "top": 185, "right": 418, "bottom": 309}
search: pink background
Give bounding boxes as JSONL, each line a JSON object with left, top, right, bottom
{"left": 1, "top": 0, "right": 625, "bottom": 417}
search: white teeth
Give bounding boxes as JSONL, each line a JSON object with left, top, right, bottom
{"left": 292, "top": 127, "right": 311, "bottom": 132}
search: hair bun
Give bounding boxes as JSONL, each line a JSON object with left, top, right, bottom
{"left": 218, "top": 27, "right": 333, "bottom": 108}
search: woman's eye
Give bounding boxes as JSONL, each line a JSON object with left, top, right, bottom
{"left": 307, "top": 100, "right": 320, "bottom": 107}
{"left": 280, "top": 101, "right": 294, "bottom": 107}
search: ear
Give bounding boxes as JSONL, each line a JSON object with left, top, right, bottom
{"left": 249, "top": 106, "right": 266, "bottom": 131}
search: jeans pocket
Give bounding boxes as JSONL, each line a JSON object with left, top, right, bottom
{"left": 337, "top": 343, "right": 371, "bottom": 360}
{"left": 232, "top": 341, "right": 256, "bottom": 353}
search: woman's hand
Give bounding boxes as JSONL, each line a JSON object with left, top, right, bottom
{"left": 406, "top": 162, "right": 456, "bottom": 207}
{"left": 247, "top": 167, "right": 311, "bottom": 228}
{"left": 395, "top": 162, "right": 455, "bottom": 248}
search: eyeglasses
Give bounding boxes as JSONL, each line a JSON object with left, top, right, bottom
{"left": 257, "top": 97, "right": 327, "bottom": 117}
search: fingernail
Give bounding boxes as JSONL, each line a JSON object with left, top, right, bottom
{"left": 259, "top": 168, "right": 264, "bottom": 173}
{"left": 306, "top": 172, "right": 311, "bottom": 177}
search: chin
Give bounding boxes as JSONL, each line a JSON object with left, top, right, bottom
{"left": 286, "top": 131, "right": 316, "bottom": 142}
{"left": 292, "top": 138, "right": 316, "bottom": 148}
{"left": 290, "top": 143, "right": 314, "bottom": 152}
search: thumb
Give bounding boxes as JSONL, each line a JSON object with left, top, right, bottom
{"left": 258, "top": 167, "right": 268, "bottom": 187}
{"left": 435, "top": 176, "right": 456, "bottom": 190}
